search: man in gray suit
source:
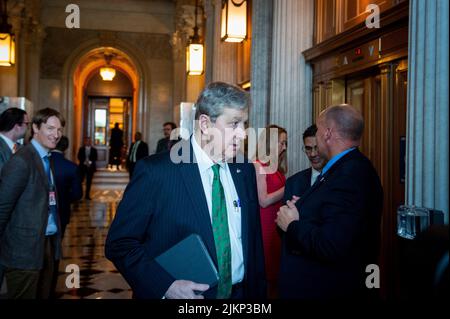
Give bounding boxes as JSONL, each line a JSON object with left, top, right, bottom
{"left": 0, "top": 107, "right": 65, "bottom": 299}
{"left": 0, "top": 107, "right": 29, "bottom": 296}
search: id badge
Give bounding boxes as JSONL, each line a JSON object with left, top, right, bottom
{"left": 49, "top": 191, "right": 57, "bottom": 206}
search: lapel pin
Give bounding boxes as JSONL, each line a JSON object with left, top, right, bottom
{"left": 236, "top": 169, "right": 241, "bottom": 173}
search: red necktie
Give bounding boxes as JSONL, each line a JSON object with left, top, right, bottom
{"left": 12, "top": 143, "right": 18, "bottom": 154}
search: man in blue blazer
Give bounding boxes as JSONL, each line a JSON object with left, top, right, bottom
{"left": 106, "top": 82, "right": 266, "bottom": 299}
{"left": 284, "top": 124, "right": 327, "bottom": 201}
{"left": 276, "top": 105, "right": 383, "bottom": 299}
{"left": 51, "top": 136, "right": 82, "bottom": 238}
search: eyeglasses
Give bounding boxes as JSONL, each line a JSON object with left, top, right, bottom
{"left": 303, "top": 145, "right": 318, "bottom": 154}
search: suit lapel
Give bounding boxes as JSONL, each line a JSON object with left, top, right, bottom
{"left": 298, "top": 149, "right": 360, "bottom": 205}
{"left": 229, "top": 163, "right": 248, "bottom": 271}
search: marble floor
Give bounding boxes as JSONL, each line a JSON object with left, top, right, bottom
{"left": 55, "top": 188, "right": 133, "bottom": 299}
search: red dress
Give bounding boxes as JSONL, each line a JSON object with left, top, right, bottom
{"left": 257, "top": 161, "right": 286, "bottom": 283}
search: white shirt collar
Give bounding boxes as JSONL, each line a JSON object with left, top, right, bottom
{"left": 191, "top": 135, "right": 225, "bottom": 174}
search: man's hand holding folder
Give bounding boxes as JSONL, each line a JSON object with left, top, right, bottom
{"left": 155, "top": 234, "right": 220, "bottom": 299}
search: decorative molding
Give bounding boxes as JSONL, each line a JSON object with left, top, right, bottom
{"left": 303, "top": 0, "right": 408, "bottom": 62}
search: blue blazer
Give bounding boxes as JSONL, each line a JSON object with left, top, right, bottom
{"left": 51, "top": 151, "right": 82, "bottom": 231}
{"left": 279, "top": 149, "right": 383, "bottom": 299}
{"left": 105, "top": 139, "right": 266, "bottom": 299}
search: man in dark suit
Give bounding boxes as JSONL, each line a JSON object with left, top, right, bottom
{"left": 284, "top": 124, "right": 327, "bottom": 201}
{"left": 106, "top": 82, "right": 266, "bottom": 299}
{"left": 126, "top": 131, "right": 149, "bottom": 178}
{"left": 0, "top": 108, "right": 65, "bottom": 299}
{"left": 0, "top": 107, "right": 29, "bottom": 296}
{"left": 109, "top": 122, "right": 124, "bottom": 170}
{"left": 51, "top": 136, "right": 82, "bottom": 238}
{"left": 156, "top": 122, "right": 178, "bottom": 153}
{"left": 77, "top": 137, "right": 97, "bottom": 200}
{"left": 276, "top": 104, "right": 383, "bottom": 299}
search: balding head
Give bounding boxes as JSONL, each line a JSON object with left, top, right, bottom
{"left": 315, "top": 104, "right": 364, "bottom": 159}
{"left": 320, "top": 104, "right": 364, "bottom": 142}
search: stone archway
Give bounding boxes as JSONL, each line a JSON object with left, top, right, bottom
{"left": 60, "top": 39, "right": 149, "bottom": 160}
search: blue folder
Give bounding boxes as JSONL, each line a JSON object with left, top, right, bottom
{"left": 155, "top": 234, "right": 219, "bottom": 287}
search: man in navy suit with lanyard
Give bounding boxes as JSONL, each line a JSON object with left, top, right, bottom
{"left": 106, "top": 82, "right": 266, "bottom": 299}
{"left": 276, "top": 104, "right": 383, "bottom": 299}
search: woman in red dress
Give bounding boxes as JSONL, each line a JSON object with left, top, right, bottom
{"left": 253, "top": 125, "right": 287, "bottom": 298}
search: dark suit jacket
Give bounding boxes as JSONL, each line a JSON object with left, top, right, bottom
{"left": 0, "top": 137, "right": 12, "bottom": 173}
{"left": 105, "top": 139, "right": 266, "bottom": 299}
{"left": 156, "top": 137, "right": 170, "bottom": 153}
{"left": 51, "top": 151, "right": 82, "bottom": 231}
{"left": 77, "top": 146, "right": 98, "bottom": 171}
{"left": 0, "top": 144, "right": 62, "bottom": 270}
{"left": 284, "top": 167, "right": 312, "bottom": 201}
{"left": 279, "top": 149, "right": 383, "bottom": 299}
{"left": 126, "top": 140, "right": 149, "bottom": 166}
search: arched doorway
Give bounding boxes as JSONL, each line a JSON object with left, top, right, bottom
{"left": 61, "top": 44, "right": 146, "bottom": 163}
{"left": 84, "top": 68, "right": 133, "bottom": 168}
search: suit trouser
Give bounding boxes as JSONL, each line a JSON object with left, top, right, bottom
{"left": 5, "top": 235, "right": 57, "bottom": 299}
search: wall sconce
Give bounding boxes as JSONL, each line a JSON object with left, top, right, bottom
{"left": 100, "top": 54, "right": 116, "bottom": 81}
{"left": 0, "top": 0, "right": 15, "bottom": 66}
{"left": 221, "top": 0, "right": 247, "bottom": 43}
{"left": 186, "top": 0, "right": 204, "bottom": 75}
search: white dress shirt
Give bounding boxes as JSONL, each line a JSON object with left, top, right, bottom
{"left": 191, "top": 136, "right": 244, "bottom": 285}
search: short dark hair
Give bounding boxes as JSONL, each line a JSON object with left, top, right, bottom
{"left": 163, "top": 122, "right": 177, "bottom": 130}
{"left": 302, "top": 124, "right": 317, "bottom": 141}
{"left": 32, "top": 107, "right": 65, "bottom": 129}
{"left": 0, "top": 107, "right": 27, "bottom": 132}
{"left": 194, "top": 82, "right": 250, "bottom": 121}
{"left": 55, "top": 136, "right": 69, "bottom": 152}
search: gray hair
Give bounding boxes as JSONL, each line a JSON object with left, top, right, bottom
{"left": 321, "top": 104, "right": 364, "bottom": 141}
{"left": 194, "top": 82, "right": 250, "bottom": 121}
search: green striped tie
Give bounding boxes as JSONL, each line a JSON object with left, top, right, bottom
{"left": 211, "top": 164, "right": 232, "bottom": 298}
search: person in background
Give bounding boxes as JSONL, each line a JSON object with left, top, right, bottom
{"left": 156, "top": 122, "right": 177, "bottom": 153}
{"left": 0, "top": 107, "right": 29, "bottom": 172}
{"left": 126, "top": 131, "right": 149, "bottom": 178}
{"left": 276, "top": 104, "right": 383, "bottom": 299}
{"left": 0, "top": 107, "right": 30, "bottom": 296}
{"left": 253, "top": 124, "right": 287, "bottom": 298}
{"left": 77, "top": 137, "right": 97, "bottom": 200}
{"left": 283, "top": 124, "right": 327, "bottom": 202}
{"left": 51, "top": 136, "right": 82, "bottom": 238}
{"left": 109, "top": 122, "right": 123, "bottom": 170}
{"left": 0, "top": 107, "right": 65, "bottom": 299}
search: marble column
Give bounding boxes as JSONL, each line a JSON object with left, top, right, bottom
{"left": 270, "top": 0, "right": 314, "bottom": 176}
{"left": 406, "top": 0, "right": 449, "bottom": 222}
{"left": 249, "top": 0, "right": 273, "bottom": 131}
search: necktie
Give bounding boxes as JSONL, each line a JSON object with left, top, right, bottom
{"left": 12, "top": 143, "right": 18, "bottom": 154}
{"left": 131, "top": 142, "right": 139, "bottom": 162}
{"left": 211, "top": 164, "right": 232, "bottom": 299}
